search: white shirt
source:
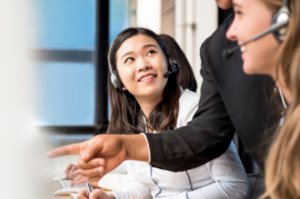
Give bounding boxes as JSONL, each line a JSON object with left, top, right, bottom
{"left": 111, "top": 89, "right": 249, "bottom": 199}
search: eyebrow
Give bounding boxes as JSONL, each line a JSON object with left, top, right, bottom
{"left": 120, "top": 44, "right": 159, "bottom": 60}
{"left": 233, "top": 2, "right": 242, "bottom": 8}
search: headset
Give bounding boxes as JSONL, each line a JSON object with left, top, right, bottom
{"left": 162, "top": 49, "right": 181, "bottom": 78}
{"left": 108, "top": 43, "right": 181, "bottom": 90}
{"left": 222, "top": 0, "right": 291, "bottom": 59}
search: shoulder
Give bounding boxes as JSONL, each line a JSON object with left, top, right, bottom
{"left": 179, "top": 89, "right": 200, "bottom": 106}
{"left": 200, "top": 12, "right": 235, "bottom": 59}
{"left": 177, "top": 89, "right": 200, "bottom": 128}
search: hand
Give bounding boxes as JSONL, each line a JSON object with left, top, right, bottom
{"left": 65, "top": 164, "right": 89, "bottom": 187}
{"left": 47, "top": 134, "right": 127, "bottom": 178}
{"left": 47, "top": 134, "right": 148, "bottom": 181}
{"left": 65, "top": 164, "right": 79, "bottom": 179}
{"left": 70, "top": 170, "right": 88, "bottom": 187}
{"left": 77, "top": 189, "right": 115, "bottom": 199}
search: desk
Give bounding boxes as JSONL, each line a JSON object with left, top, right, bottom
{"left": 41, "top": 178, "right": 111, "bottom": 199}
{"left": 40, "top": 178, "right": 73, "bottom": 199}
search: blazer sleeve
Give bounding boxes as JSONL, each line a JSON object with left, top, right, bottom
{"left": 144, "top": 22, "right": 235, "bottom": 172}
{"left": 110, "top": 161, "right": 151, "bottom": 199}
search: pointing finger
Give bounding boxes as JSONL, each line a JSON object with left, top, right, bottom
{"left": 46, "top": 142, "right": 88, "bottom": 158}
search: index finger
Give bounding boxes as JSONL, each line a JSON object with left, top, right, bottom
{"left": 46, "top": 143, "right": 85, "bottom": 158}
{"left": 77, "top": 189, "right": 89, "bottom": 199}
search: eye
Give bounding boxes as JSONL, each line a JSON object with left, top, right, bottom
{"left": 234, "top": 10, "right": 243, "bottom": 16}
{"left": 146, "top": 50, "right": 156, "bottom": 56}
{"left": 124, "top": 57, "right": 134, "bottom": 64}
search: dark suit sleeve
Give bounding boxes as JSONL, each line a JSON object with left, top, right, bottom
{"left": 144, "top": 40, "right": 235, "bottom": 172}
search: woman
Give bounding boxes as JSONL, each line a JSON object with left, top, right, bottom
{"left": 64, "top": 34, "right": 197, "bottom": 188}
{"left": 227, "top": 0, "right": 300, "bottom": 198}
{"left": 77, "top": 28, "right": 248, "bottom": 199}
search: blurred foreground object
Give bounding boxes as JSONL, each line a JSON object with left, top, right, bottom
{"left": 0, "top": 0, "right": 47, "bottom": 198}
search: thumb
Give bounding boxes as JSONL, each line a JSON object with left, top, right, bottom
{"left": 90, "top": 189, "right": 104, "bottom": 199}
{"left": 80, "top": 139, "right": 103, "bottom": 162}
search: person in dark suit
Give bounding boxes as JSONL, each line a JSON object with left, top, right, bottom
{"left": 47, "top": 0, "right": 282, "bottom": 182}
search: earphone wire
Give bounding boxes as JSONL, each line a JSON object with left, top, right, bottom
{"left": 278, "top": 88, "right": 287, "bottom": 109}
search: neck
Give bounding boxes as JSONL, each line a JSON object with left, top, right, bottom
{"left": 135, "top": 94, "right": 163, "bottom": 119}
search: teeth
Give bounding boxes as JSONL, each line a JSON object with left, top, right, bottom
{"left": 240, "top": 46, "right": 246, "bottom": 53}
{"left": 140, "top": 75, "right": 155, "bottom": 81}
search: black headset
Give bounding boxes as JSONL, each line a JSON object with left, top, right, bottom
{"left": 108, "top": 44, "right": 180, "bottom": 90}
{"left": 223, "top": 0, "right": 291, "bottom": 59}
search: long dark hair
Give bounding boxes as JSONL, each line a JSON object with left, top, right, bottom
{"left": 107, "top": 28, "right": 181, "bottom": 134}
{"left": 159, "top": 34, "right": 197, "bottom": 92}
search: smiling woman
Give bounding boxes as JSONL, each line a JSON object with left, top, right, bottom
{"left": 107, "top": 28, "right": 181, "bottom": 135}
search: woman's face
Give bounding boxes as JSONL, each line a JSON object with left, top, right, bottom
{"left": 116, "top": 34, "right": 168, "bottom": 99}
{"left": 228, "top": 0, "right": 280, "bottom": 77}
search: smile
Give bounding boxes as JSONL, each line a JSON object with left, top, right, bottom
{"left": 138, "top": 74, "right": 156, "bottom": 82}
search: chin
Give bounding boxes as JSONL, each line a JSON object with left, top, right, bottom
{"left": 242, "top": 63, "right": 256, "bottom": 75}
{"left": 216, "top": 0, "right": 232, "bottom": 9}
{"left": 140, "top": 87, "right": 160, "bottom": 96}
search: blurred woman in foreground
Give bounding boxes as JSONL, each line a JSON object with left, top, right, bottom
{"left": 227, "top": 0, "right": 300, "bottom": 198}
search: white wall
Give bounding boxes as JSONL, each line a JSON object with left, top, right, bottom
{"left": 176, "top": 0, "right": 218, "bottom": 93}
{"left": 136, "top": 0, "right": 161, "bottom": 34}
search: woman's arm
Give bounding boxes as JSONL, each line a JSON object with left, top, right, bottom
{"left": 171, "top": 142, "right": 249, "bottom": 199}
{"left": 109, "top": 161, "right": 151, "bottom": 199}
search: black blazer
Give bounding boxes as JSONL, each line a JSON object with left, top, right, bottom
{"left": 144, "top": 12, "right": 282, "bottom": 172}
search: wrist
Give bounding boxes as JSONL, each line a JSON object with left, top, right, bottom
{"left": 106, "top": 192, "right": 115, "bottom": 199}
{"left": 123, "top": 134, "right": 149, "bottom": 162}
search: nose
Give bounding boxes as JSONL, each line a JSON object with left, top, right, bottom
{"left": 226, "top": 15, "right": 238, "bottom": 41}
{"left": 137, "top": 58, "right": 152, "bottom": 72}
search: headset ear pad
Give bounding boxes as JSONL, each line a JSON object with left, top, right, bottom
{"left": 168, "top": 56, "right": 179, "bottom": 70}
{"left": 271, "top": 5, "right": 291, "bottom": 41}
{"left": 173, "top": 60, "right": 180, "bottom": 70}
{"left": 170, "top": 56, "right": 180, "bottom": 71}
{"left": 110, "top": 69, "right": 122, "bottom": 89}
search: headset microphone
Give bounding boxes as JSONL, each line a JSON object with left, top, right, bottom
{"left": 163, "top": 71, "right": 172, "bottom": 78}
{"left": 222, "top": 20, "right": 288, "bottom": 59}
{"left": 163, "top": 60, "right": 180, "bottom": 78}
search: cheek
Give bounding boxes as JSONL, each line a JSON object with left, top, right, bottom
{"left": 117, "top": 67, "right": 135, "bottom": 88}
{"left": 152, "top": 54, "right": 168, "bottom": 75}
{"left": 161, "top": 57, "right": 169, "bottom": 73}
{"left": 244, "top": 35, "right": 279, "bottom": 75}
{"left": 237, "top": 17, "right": 252, "bottom": 44}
